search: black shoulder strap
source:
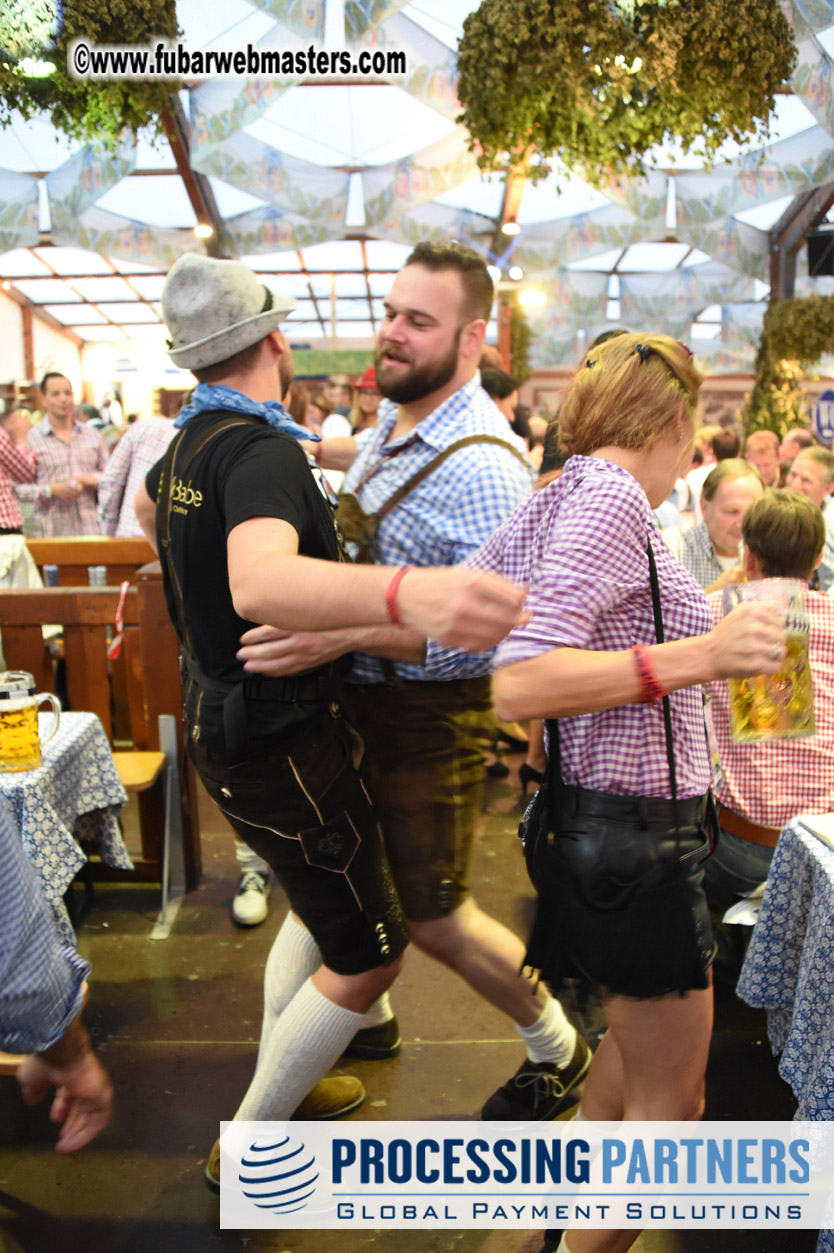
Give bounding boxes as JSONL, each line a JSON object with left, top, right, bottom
{"left": 158, "top": 415, "right": 260, "bottom": 656}
{"left": 544, "top": 532, "right": 679, "bottom": 817}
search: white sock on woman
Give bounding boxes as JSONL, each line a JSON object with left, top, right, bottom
{"left": 257, "top": 913, "right": 321, "bottom": 1066}
{"left": 236, "top": 977, "right": 363, "bottom": 1122}
{"left": 516, "top": 995, "right": 577, "bottom": 1065}
{"left": 360, "top": 991, "right": 394, "bottom": 1029}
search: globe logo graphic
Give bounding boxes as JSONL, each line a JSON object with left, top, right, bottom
{"left": 238, "top": 1135, "right": 319, "bottom": 1213}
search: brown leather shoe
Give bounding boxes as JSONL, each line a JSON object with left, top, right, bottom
{"left": 205, "top": 1138, "right": 221, "bottom": 1192}
{"left": 204, "top": 1076, "right": 365, "bottom": 1191}
{"left": 293, "top": 1075, "right": 365, "bottom": 1119}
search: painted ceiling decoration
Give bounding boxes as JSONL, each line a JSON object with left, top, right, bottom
{"left": 0, "top": 0, "right": 834, "bottom": 369}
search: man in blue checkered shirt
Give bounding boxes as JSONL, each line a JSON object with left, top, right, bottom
{"left": 239, "top": 243, "right": 592, "bottom": 1121}
{"left": 0, "top": 798, "right": 113, "bottom": 1151}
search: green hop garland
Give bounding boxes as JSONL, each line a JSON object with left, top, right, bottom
{"left": 457, "top": 0, "right": 796, "bottom": 183}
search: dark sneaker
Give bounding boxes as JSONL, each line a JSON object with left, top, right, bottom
{"left": 540, "top": 1230, "right": 563, "bottom": 1252}
{"left": 480, "top": 1034, "right": 592, "bottom": 1121}
{"left": 343, "top": 1016, "right": 402, "bottom": 1060}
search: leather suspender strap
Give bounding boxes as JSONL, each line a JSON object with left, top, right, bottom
{"left": 370, "top": 434, "right": 530, "bottom": 530}
{"left": 158, "top": 415, "right": 258, "bottom": 662}
{"left": 156, "top": 414, "right": 342, "bottom": 761}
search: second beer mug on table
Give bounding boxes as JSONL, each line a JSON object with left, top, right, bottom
{"left": 0, "top": 671, "right": 61, "bottom": 772}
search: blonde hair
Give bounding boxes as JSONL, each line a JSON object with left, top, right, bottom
{"left": 558, "top": 333, "right": 702, "bottom": 457}
{"left": 702, "top": 458, "right": 764, "bottom": 502}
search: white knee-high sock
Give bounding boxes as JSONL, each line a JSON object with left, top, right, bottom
{"left": 556, "top": 1237, "right": 572, "bottom": 1253}
{"left": 236, "top": 978, "right": 363, "bottom": 1122}
{"left": 515, "top": 995, "right": 577, "bottom": 1066}
{"left": 359, "top": 991, "right": 394, "bottom": 1030}
{"left": 257, "top": 913, "right": 321, "bottom": 1066}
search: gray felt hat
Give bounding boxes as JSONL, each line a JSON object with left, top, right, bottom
{"left": 162, "top": 254, "right": 297, "bottom": 370}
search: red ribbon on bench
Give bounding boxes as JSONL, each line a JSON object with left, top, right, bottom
{"left": 107, "top": 581, "right": 130, "bottom": 660}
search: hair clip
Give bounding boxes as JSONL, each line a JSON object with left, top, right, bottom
{"left": 633, "top": 343, "right": 652, "bottom": 363}
{"left": 584, "top": 358, "right": 597, "bottom": 369}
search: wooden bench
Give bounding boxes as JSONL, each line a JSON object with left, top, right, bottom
{"left": 24, "top": 536, "right": 157, "bottom": 742}
{"left": 25, "top": 536, "right": 156, "bottom": 588}
{"left": 0, "top": 573, "right": 201, "bottom": 892}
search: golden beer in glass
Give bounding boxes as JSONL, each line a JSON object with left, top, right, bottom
{"left": 0, "top": 672, "right": 61, "bottom": 772}
{"left": 724, "top": 581, "right": 815, "bottom": 744}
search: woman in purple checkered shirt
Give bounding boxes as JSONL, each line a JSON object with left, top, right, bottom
{"left": 479, "top": 334, "right": 786, "bottom": 1253}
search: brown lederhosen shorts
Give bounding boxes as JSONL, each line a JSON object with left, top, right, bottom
{"left": 341, "top": 677, "right": 494, "bottom": 921}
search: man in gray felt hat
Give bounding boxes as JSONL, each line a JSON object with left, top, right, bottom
{"left": 133, "top": 253, "right": 528, "bottom": 1188}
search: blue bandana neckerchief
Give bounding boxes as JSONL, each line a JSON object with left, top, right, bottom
{"left": 174, "top": 382, "right": 319, "bottom": 444}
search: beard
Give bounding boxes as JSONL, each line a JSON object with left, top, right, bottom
{"left": 375, "top": 327, "right": 461, "bottom": 404}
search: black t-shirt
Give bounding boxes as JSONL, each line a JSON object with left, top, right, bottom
{"left": 145, "top": 411, "right": 346, "bottom": 743}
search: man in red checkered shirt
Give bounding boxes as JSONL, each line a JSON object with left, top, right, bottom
{"left": 0, "top": 409, "right": 37, "bottom": 533}
{"left": 704, "top": 489, "right": 834, "bottom": 910}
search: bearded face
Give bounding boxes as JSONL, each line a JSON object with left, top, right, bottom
{"left": 375, "top": 324, "right": 462, "bottom": 405}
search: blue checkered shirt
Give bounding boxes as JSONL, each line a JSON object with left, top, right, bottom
{"left": 341, "top": 377, "right": 534, "bottom": 682}
{"left": 0, "top": 798, "right": 89, "bottom": 1053}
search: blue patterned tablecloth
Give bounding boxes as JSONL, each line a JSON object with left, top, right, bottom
{"left": 0, "top": 711, "right": 131, "bottom": 943}
{"left": 738, "top": 817, "right": 834, "bottom": 1121}
{"left": 737, "top": 819, "right": 834, "bottom": 1252}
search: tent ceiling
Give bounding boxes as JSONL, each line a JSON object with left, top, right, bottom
{"left": 1, "top": 0, "right": 834, "bottom": 371}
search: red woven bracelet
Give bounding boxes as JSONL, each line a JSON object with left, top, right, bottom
{"left": 632, "top": 643, "right": 665, "bottom": 704}
{"left": 385, "top": 565, "right": 414, "bottom": 626}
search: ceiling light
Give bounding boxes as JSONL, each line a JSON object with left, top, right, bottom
{"left": 509, "top": 266, "right": 524, "bottom": 281}
{"left": 1, "top": 281, "right": 10, "bottom": 291}
{"left": 518, "top": 288, "right": 546, "bottom": 308}
{"left": 502, "top": 221, "right": 521, "bottom": 236}
{"left": 194, "top": 224, "right": 213, "bottom": 239}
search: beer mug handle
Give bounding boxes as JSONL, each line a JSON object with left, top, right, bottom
{"left": 36, "top": 693, "right": 61, "bottom": 744}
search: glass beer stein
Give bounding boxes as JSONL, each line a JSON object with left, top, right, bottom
{"left": 724, "top": 579, "right": 815, "bottom": 743}
{"left": 0, "top": 671, "right": 61, "bottom": 772}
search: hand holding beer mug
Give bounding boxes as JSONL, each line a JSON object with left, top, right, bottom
{"left": 724, "top": 580, "right": 815, "bottom": 743}
{"left": 0, "top": 672, "right": 61, "bottom": 772}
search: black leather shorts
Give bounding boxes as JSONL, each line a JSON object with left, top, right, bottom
{"left": 523, "top": 784, "right": 717, "bottom": 998}
{"left": 188, "top": 704, "right": 408, "bottom": 976}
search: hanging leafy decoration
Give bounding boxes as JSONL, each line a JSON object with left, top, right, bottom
{"left": 0, "top": 0, "right": 180, "bottom": 145}
{"left": 457, "top": 0, "right": 796, "bottom": 183}
{"left": 743, "top": 295, "right": 834, "bottom": 435}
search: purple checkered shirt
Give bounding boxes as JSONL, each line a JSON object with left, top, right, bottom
{"left": 474, "top": 456, "right": 713, "bottom": 798}
{"left": 19, "top": 417, "right": 109, "bottom": 537}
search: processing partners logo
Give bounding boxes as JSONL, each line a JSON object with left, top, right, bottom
{"left": 220, "top": 1120, "right": 834, "bottom": 1232}
{"left": 237, "top": 1133, "right": 319, "bottom": 1215}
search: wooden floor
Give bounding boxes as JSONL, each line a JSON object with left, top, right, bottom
{"left": 0, "top": 755, "right": 816, "bottom": 1253}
